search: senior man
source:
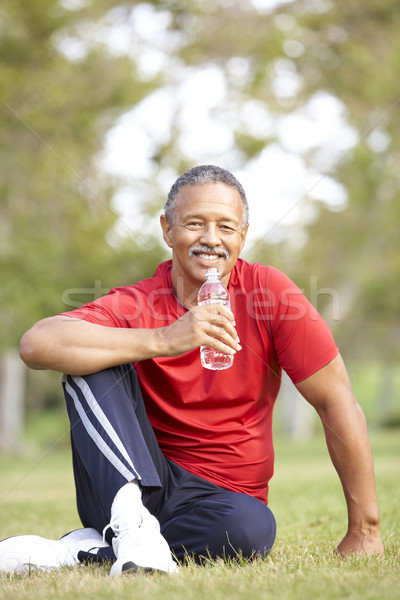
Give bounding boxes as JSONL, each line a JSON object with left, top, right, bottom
{"left": 1, "top": 165, "right": 383, "bottom": 576}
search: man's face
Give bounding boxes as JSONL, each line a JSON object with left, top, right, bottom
{"left": 160, "top": 182, "right": 249, "bottom": 290}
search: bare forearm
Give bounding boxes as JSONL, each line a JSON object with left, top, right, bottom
{"left": 20, "top": 303, "right": 240, "bottom": 376}
{"left": 19, "top": 316, "right": 168, "bottom": 375}
{"left": 296, "top": 354, "right": 383, "bottom": 554}
{"left": 318, "top": 400, "right": 380, "bottom": 531}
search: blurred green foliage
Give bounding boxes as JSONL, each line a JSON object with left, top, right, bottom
{"left": 1, "top": 0, "right": 399, "bottom": 371}
{"left": 0, "top": 0, "right": 167, "bottom": 348}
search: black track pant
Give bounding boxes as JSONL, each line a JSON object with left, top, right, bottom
{"left": 62, "top": 364, "right": 276, "bottom": 561}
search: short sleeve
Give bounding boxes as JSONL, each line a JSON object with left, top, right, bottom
{"left": 266, "top": 267, "right": 338, "bottom": 383}
{"left": 59, "top": 287, "right": 146, "bottom": 328}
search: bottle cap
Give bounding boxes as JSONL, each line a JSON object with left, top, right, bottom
{"left": 205, "top": 268, "right": 219, "bottom": 277}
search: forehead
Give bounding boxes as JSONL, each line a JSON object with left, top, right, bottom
{"left": 175, "top": 182, "right": 243, "bottom": 222}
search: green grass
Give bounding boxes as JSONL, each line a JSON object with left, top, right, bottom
{"left": 1, "top": 428, "right": 399, "bottom": 600}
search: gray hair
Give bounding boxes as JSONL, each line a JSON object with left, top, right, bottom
{"left": 164, "top": 165, "right": 249, "bottom": 230}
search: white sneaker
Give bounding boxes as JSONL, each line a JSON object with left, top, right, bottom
{"left": 0, "top": 528, "right": 108, "bottom": 575}
{"left": 108, "top": 513, "right": 178, "bottom": 576}
{"left": 107, "top": 482, "right": 178, "bottom": 576}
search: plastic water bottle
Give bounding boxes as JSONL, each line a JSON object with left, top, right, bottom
{"left": 197, "top": 268, "right": 234, "bottom": 370}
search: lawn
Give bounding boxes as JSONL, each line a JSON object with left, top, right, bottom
{"left": 1, "top": 427, "right": 399, "bottom": 600}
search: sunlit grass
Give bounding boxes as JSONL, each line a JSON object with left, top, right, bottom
{"left": 1, "top": 428, "right": 399, "bottom": 599}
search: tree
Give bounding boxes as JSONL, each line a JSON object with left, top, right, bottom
{"left": 137, "top": 0, "right": 400, "bottom": 363}
{"left": 264, "top": 0, "right": 400, "bottom": 362}
{"left": 0, "top": 0, "right": 169, "bottom": 445}
{"left": 0, "top": 0, "right": 166, "bottom": 350}
{"left": 2, "top": 0, "right": 399, "bottom": 358}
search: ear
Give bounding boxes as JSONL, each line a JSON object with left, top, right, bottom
{"left": 160, "top": 214, "right": 174, "bottom": 248}
{"left": 240, "top": 223, "right": 249, "bottom": 252}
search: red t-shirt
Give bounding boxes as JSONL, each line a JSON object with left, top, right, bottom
{"left": 62, "top": 259, "right": 338, "bottom": 503}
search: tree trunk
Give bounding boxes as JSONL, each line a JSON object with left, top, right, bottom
{"left": 278, "top": 371, "right": 315, "bottom": 439}
{"left": 0, "top": 349, "right": 25, "bottom": 452}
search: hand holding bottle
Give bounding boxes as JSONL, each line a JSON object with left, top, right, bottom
{"left": 157, "top": 281, "right": 240, "bottom": 360}
{"left": 197, "top": 268, "right": 236, "bottom": 370}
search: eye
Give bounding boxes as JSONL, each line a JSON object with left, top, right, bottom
{"left": 219, "top": 224, "right": 235, "bottom": 233}
{"left": 186, "top": 221, "right": 202, "bottom": 229}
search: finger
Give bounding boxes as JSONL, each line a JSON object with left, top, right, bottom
{"left": 205, "top": 324, "right": 242, "bottom": 352}
{"left": 202, "top": 336, "right": 237, "bottom": 355}
{"left": 199, "top": 314, "right": 239, "bottom": 345}
{"left": 206, "top": 303, "right": 236, "bottom": 323}
{"left": 204, "top": 335, "right": 241, "bottom": 355}
{"left": 211, "top": 318, "right": 240, "bottom": 343}
{"left": 194, "top": 303, "right": 236, "bottom": 324}
{"left": 194, "top": 306, "right": 239, "bottom": 339}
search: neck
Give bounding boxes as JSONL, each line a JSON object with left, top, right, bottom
{"left": 170, "top": 269, "right": 231, "bottom": 309}
{"left": 171, "top": 272, "right": 200, "bottom": 309}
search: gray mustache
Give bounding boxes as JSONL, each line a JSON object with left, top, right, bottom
{"left": 189, "top": 245, "right": 229, "bottom": 260}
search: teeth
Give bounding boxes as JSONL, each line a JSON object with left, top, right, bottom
{"left": 198, "top": 254, "right": 220, "bottom": 260}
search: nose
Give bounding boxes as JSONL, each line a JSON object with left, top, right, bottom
{"left": 200, "top": 223, "right": 221, "bottom": 247}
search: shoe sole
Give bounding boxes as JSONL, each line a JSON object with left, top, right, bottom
{"left": 110, "top": 560, "right": 171, "bottom": 576}
{"left": 121, "top": 561, "right": 155, "bottom": 575}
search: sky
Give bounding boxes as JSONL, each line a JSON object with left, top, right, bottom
{"left": 100, "top": 70, "right": 356, "bottom": 248}
{"left": 60, "top": 0, "right": 363, "bottom": 249}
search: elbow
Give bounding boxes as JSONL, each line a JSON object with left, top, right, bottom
{"left": 19, "top": 325, "right": 46, "bottom": 369}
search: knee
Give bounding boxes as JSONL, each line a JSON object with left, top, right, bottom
{"left": 164, "top": 492, "right": 276, "bottom": 562}
{"left": 220, "top": 494, "right": 276, "bottom": 559}
{"left": 193, "top": 493, "right": 276, "bottom": 560}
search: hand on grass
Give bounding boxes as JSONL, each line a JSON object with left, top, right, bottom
{"left": 335, "top": 529, "right": 384, "bottom": 556}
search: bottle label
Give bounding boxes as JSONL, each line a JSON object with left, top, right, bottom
{"left": 198, "top": 298, "right": 229, "bottom": 306}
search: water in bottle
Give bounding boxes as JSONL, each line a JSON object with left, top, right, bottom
{"left": 197, "top": 267, "right": 234, "bottom": 370}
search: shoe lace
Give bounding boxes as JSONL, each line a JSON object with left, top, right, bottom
{"left": 102, "top": 515, "right": 144, "bottom": 544}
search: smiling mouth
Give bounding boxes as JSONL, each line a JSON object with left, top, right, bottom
{"left": 189, "top": 246, "right": 229, "bottom": 261}
{"left": 196, "top": 253, "right": 222, "bottom": 261}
